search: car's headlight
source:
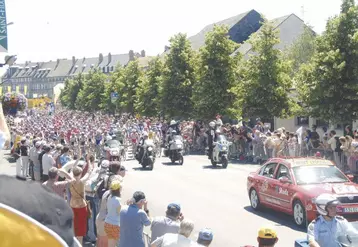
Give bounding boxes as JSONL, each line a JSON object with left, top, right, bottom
{"left": 222, "top": 146, "right": 227, "bottom": 150}
{"left": 148, "top": 147, "right": 153, "bottom": 151}
{"left": 177, "top": 144, "right": 182, "bottom": 148}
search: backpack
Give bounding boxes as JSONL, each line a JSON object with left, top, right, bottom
{"left": 335, "top": 136, "right": 342, "bottom": 152}
{"left": 96, "top": 173, "right": 115, "bottom": 199}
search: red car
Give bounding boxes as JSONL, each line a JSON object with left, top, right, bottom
{"left": 247, "top": 157, "right": 358, "bottom": 227}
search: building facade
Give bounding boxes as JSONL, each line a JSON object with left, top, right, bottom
{"left": 1, "top": 50, "right": 145, "bottom": 99}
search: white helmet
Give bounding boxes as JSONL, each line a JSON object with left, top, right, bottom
{"left": 170, "top": 120, "right": 176, "bottom": 125}
{"left": 216, "top": 129, "right": 221, "bottom": 134}
{"left": 315, "top": 193, "right": 340, "bottom": 216}
{"left": 209, "top": 121, "right": 215, "bottom": 128}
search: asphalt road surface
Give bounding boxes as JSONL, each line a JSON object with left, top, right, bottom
{"left": 0, "top": 151, "right": 306, "bottom": 247}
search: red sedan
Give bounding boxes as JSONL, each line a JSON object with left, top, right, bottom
{"left": 247, "top": 157, "right": 358, "bottom": 227}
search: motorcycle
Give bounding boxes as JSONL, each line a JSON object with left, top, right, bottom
{"left": 209, "top": 134, "right": 231, "bottom": 169}
{"left": 140, "top": 139, "right": 155, "bottom": 170}
{"left": 164, "top": 135, "right": 184, "bottom": 165}
{"left": 103, "top": 139, "right": 125, "bottom": 162}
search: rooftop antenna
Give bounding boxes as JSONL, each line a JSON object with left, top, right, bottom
{"left": 301, "top": 5, "right": 306, "bottom": 23}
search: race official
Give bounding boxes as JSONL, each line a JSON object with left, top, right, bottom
{"left": 307, "top": 193, "right": 358, "bottom": 247}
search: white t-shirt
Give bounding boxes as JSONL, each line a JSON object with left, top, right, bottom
{"left": 152, "top": 233, "right": 197, "bottom": 247}
{"left": 327, "top": 135, "right": 337, "bottom": 151}
{"left": 42, "top": 153, "right": 55, "bottom": 175}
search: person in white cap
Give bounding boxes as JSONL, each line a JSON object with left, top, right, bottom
{"left": 307, "top": 193, "right": 358, "bottom": 247}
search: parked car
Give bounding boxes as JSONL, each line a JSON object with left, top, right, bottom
{"left": 247, "top": 157, "right": 358, "bottom": 227}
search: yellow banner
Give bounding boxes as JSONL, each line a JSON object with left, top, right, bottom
{"left": 15, "top": 86, "right": 19, "bottom": 93}
{"left": 24, "top": 85, "right": 27, "bottom": 95}
{"left": 0, "top": 87, "right": 2, "bottom": 95}
{"left": 7, "top": 86, "right": 10, "bottom": 92}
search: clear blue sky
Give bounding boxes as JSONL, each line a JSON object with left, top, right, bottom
{"left": 6, "top": 0, "right": 343, "bottom": 63}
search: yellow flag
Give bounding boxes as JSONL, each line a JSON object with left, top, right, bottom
{"left": 15, "top": 86, "right": 19, "bottom": 93}
{"left": 7, "top": 86, "right": 10, "bottom": 92}
{"left": 0, "top": 87, "right": 2, "bottom": 95}
{"left": 24, "top": 85, "right": 27, "bottom": 95}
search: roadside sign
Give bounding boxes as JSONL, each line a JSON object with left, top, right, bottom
{"left": 110, "top": 92, "right": 119, "bottom": 103}
{"left": 0, "top": 0, "right": 8, "bottom": 52}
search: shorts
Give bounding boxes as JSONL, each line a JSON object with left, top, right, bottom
{"left": 104, "top": 222, "right": 120, "bottom": 240}
{"left": 132, "top": 139, "right": 137, "bottom": 143}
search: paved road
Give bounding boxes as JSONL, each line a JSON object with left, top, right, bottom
{"left": 0, "top": 151, "right": 306, "bottom": 247}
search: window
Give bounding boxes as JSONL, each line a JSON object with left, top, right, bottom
{"left": 260, "top": 163, "right": 278, "bottom": 178}
{"left": 275, "top": 164, "right": 291, "bottom": 181}
{"left": 316, "top": 119, "right": 329, "bottom": 127}
{"left": 296, "top": 116, "right": 309, "bottom": 126}
{"left": 111, "top": 66, "right": 114, "bottom": 71}
{"left": 102, "top": 67, "right": 106, "bottom": 73}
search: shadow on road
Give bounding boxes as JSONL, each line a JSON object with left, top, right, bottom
{"left": 202, "top": 165, "right": 225, "bottom": 169}
{"left": 132, "top": 167, "right": 154, "bottom": 171}
{"left": 244, "top": 206, "right": 305, "bottom": 232}
{"left": 162, "top": 162, "right": 182, "bottom": 166}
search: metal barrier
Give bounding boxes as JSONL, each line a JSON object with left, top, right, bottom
{"left": 143, "top": 232, "right": 151, "bottom": 247}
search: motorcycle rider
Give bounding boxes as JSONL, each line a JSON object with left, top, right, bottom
{"left": 206, "top": 121, "right": 217, "bottom": 160}
{"left": 136, "top": 132, "right": 149, "bottom": 164}
{"left": 307, "top": 193, "right": 358, "bottom": 247}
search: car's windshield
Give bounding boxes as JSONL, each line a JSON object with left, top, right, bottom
{"left": 293, "top": 165, "right": 349, "bottom": 185}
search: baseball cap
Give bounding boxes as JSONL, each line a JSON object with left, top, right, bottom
{"left": 258, "top": 226, "right": 277, "bottom": 239}
{"left": 110, "top": 180, "right": 121, "bottom": 191}
{"left": 167, "top": 203, "right": 181, "bottom": 212}
{"left": 0, "top": 175, "right": 78, "bottom": 246}
{"left": 198, "top": 228, "right": 214, "bottom": 241}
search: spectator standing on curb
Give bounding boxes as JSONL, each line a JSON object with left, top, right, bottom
{"left": 151, "top": 203, "right": 184, "bottom": 242}
{"left": 118, "top": 191, "right": 151, "bottom": 247}
{"left": 151, "top": 219, "right": 195, "bottom": 247}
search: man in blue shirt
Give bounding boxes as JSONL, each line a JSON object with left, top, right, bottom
{"left": 118, "top": 191, "right": 151, "bottom": 247}
{"left": 307, "top": 193, "right": 358, "bottom": 247}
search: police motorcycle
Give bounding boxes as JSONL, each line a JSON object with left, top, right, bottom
{"left": 135, "top": 132, "right": 155, "bottom": 170}
{"left": 164, "top": 130, "right": 184, "bottom": 165}
{"left": 141, "top": 139, "right": 156, "bottom": 170}
{"left": 103, "top": 137, "right": 125, "bottom": 162}
{"left": 210, "top": 133, "right": 231, "bottom": 168}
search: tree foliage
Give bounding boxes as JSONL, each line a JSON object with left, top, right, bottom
{"left": 162, "top": 33, "right": 197, "bottom": 118}
{"left": 297, "top": 0, "right": 358, "bottom": 124}
{"left": 100, "top": 65, "right": 123, "bottom": 112}
{"left": 75, "top": 70, "right": 107, "bottom": 112}
{"left": 284, "top": 25, "right": 316, "bottom": 73}
{"left": 231, "top": 21, "right": 295, "bottom": 119}
{"left": 135, "top": 57, "right": 163, "bottom": 117}
{"left": 60, "top": 74, "right": 84, "bottom": 110}
{"left": 192, "top": 25, "right": 240, "bottom": 120}
{"left": 117, "top": 60, "right": 143, "bottom": 114}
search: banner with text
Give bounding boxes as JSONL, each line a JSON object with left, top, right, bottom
{"left": 0, "top": 0, "right": 8, "bottom": 52}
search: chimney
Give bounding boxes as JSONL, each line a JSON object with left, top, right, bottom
{"left": 129, "top": 50, "right": 134, "bottom": 61}
{"left": 141, "top": 50, "right": 146, "bottom": 57}
{"left": 72, "top": 56, "right": 76, "bottom": 65}
{"left": 82, "top": 57, "right": 86, "bottom": 62}
{"left": 56, "top": 59, "right": 60, "bottom": 66}
{"left": 108, "top": 53, "right": 112, "bottom": 64}
{"left": 164, "top": 46, "right": 170, "bottom": 52}
{"left": 99, "top": 53, "right": 104, "bottom": 64}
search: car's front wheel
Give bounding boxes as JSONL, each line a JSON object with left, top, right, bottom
{"left": 293, "top": 200, "right": 306, "bottom": 228}
{"left": 250, "top": 188, "right": 261, "bottom": 210}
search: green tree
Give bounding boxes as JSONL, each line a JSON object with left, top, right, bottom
{"left": 284, "top": 25, "right": 316, "bottom": 73}
{"left": 117, "top": 59, "right": 142, "bottom": 114}
{"left": 101, "top": 65, "right": 123, "bottom": 113}
{"left": 76, "top": 70, "right": 107, "bottom": 111}
{"left": 297, "top": 0, "right": 358, "bottom": 124}
{"left": 231, "top": 21, "right": 295, "bottom": 119}
{"left": 135, "top": 57, "right": 163, "bottom": 116}
{"left": 192, "top": 25, "right": 240, "bottom": 120}
{"left": 162, "top": 33, "right": 197, "bottom": 118}
{"left": 60, "top": 74, "right": 85, "bottom": 109}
